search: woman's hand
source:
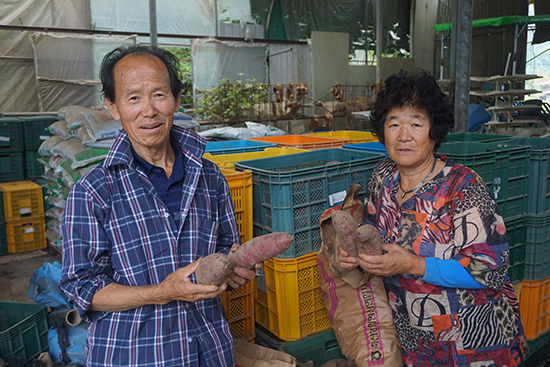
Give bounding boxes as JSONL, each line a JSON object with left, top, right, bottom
{"left": 354, "top": 243, "right": 426, "bottom": 277}
{"left": 339, "top": 250, "right": 359, "bottom": 269}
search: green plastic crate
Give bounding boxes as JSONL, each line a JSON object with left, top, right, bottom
{"left": 255, "top": 324, "right": 285, "bottom": 350}
{"left": 0, "top": 189, "right": 3, "bottom": 223}
{"left": 505, "top": 216, "right": 526, "bottom": 283}
{"left": 446, "top": 132, "right": 514, "bottom": 143}
{"left": 501, "top": 137, "right": 550, "bottom": 214}
{"left": 23, "top": 151, "right": 44, "bottom": 179}
{"left": 0, "top": 118, "right": 23, "bottom": 153}
{"left": 0, "top": 302, "right": 49, "bottom": 366}
{"left": 279, "top": 329, "right": 345, "bottom": 367}
{"left": 527, "top": 328, "right": 550, "bottom": 359}
{"left": 19, "top": 116, "right": 57, "bottom": 151}
{"left": 0, "top": 152, "right": 24, "bottom": 182}
{"left": 523, "top": 213, "right": 550, "bottom": 281}
{"left": 234, "top": 149, "right": 386, "bottom": 258}
{"left": 0, "top": 221, "right": 6, "bottom": 256}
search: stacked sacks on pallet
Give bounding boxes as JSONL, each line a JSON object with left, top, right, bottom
{"left": 36, "top": 105, "right": 120, "bottom": 251}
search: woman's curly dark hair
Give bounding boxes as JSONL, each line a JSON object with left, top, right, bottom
{"left": 370, "top": 69, "right": 454, "bottom": 151}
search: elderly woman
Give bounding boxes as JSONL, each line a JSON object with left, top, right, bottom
{"left": 340, "top": 70, "right": 528, "bottom": 366}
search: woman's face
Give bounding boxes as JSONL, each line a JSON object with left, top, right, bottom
{"left": 384, "top": 105, "right": 436, "bottom": 169}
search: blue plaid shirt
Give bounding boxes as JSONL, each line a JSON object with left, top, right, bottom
{"left": 60, "top": 126, "right": 240, "bottom": 366}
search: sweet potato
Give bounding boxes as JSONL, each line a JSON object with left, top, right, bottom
{"left": 355, "top": 224, "right": 383, "bottom": 256}
{"left": 228, "top": 232, "right": 293, "bottom": 270}
{"left": 195, "top": 253, "right": 232, "bottom": 286}
{"left": 332, "top": 210, "right": 359, "bottom": 257}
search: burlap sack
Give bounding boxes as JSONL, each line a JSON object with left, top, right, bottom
{"left": 317, "top": 184, "right": 403, "bottom": 367}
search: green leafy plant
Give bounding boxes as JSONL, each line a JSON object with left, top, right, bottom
{"left": 195, "top": 76, "right": 268, "bottom": 122}
{"left": 162, "top": 47, "right": 193, "bottom": 106}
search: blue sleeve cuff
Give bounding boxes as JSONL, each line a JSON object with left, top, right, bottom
{"left": 421, "top": 257, "right": 486, "bottom": 289}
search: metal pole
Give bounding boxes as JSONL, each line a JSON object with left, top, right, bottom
{"left": 214, "top": 0, "right": 219, "bottom": 37}
{"left": 513, "top": 24, "right": 518, "bottom": 76}
{"left": 376, "top": 0, "right": 382, "bottom": 94}
{"left": 440, "top": 33, "right": 445, "bottom": 80}
{"left": 451, "top": 0, "right": 473, "bottom": 133}
{"left": 149, "top": 0, "right": 157, "bottom": 46}
{"left": 365, "top": 0, "right": 369, "bottom": 65}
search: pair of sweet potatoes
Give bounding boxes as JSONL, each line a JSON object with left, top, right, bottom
{"left": 331, "top": 210, "right": 382, "bottom": 257}
{"left": 195, "top": 232, "right": 293, "bottom": 286}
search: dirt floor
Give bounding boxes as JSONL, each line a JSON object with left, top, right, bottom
{"left": 0, "top": 248, "right": 62, "bottom": 303}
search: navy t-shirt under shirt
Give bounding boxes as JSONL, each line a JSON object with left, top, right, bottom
{"left": 132, "top": 140, "right": 184, "bottom": 226}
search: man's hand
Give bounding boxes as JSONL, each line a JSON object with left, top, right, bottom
{"left": 158, "top": 259, "right": 227, "bottom": 303}
{"left": 226, "top": 243, "right": 261, "bottom": 289}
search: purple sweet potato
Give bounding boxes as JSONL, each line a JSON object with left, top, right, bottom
{"left": 332, "top": 210, "right": 359, "bottom": 257}
{"left": 355, "top": 224, "right": 383, "bottom": 256}
{"left": 228, "top": 232, "right": 293, "bottom": 270}
{"left": 195, "top": 253, "right": 232, "bottom": 286}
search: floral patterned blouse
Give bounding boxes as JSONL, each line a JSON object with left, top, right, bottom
{"left": 361, "top": 154, "right": 528, "bottom": 367}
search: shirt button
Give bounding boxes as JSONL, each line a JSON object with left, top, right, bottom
{"left": 164, "top": 212, "right": 170, "bottom": 218}
{"left": 187, "top": 337, "right": 193, "bottom": 343}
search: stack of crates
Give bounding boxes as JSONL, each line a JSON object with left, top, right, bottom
{"left": 499, "top": 137, "right": 550, "bottom": 354}
{"left": 234, "top": 148, "right": 385, "bottom": 341}
{"left": 0, "top": 181, "right": 46, "bottom": 253}
{"left": 19, "top": 116, "right": 56, "bottom": 179}
{"left": 0, "top": 117, "right": 24, "bottom": 182}
{"left": 217, "top": 168, "right": 255, "bottom": 342}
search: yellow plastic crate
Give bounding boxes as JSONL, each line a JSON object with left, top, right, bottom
{"left": 220, "top": 279, "right": 255, "bottom": 341}
{"left": 520, "top": 276, "right": 550, "bottom": 340}
{"left": 204, "top": 147, "right": 309, "bottom": 170}
{"left": 254, "top": 251, "right": 330, "bottom": 341}
{"left": 307, "top": 130, "right": 377, "bottom": 144}
{"left": 6, "top": 215, "right": 46, "bottom": 253}
{"left": 220, "top": 169, "right": 252, "bottom": 245}
{"left": 0, "top": 181, "right": 44, "bottom": 221}
{"left": 248, "top": 135, "right": 348, "bottom": 150}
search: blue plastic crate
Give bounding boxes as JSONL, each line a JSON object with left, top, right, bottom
{"left": 205, "top": 140, "right": 276, "bottom": 155}
{"left": 234, "top": 148, "right": 385, "bottom": 257}
{"left": 0, "top": 118, "right": 23, "bottom": 153}
{"left": 0, "top": 302, "right": 49, "bottom": 365}
{"left": 279, "top": 329, "right": 345, "bottom": 367}
{"left": 342, "top": 142, "right": 388, "bottom": 157}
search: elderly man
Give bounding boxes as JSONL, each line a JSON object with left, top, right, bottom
{"left": 60, "top": 45, "right": 255, "bottom": 366}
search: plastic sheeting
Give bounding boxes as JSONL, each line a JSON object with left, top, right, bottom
{"left": 192, "top": 37, "right": 267, "bottom": 93}
{"left": 0, "top": 0, "right": 91, "bottom": 112}
{"left": 30, "top": 32, "right": 136, "bottom": 112}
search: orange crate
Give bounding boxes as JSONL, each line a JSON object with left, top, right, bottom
{"left": 307, "top": 131, "right": 377, "bottom": 144}
{"left": 520, "top": 276, "right": 550, "bottom": 340}
{"left": 220, "top": 169, "right": 252, "bottom": 245}
{"left": 248, "top": 135, "right": 348, "bottom": 150}
{"left": 0, "top": 181, "right": 44, "bottom": 221}
{"left": 6, "top": 215, "right": 46, "bottom": 253}
{"left": 254, "top": 252, "right": 330, "bottom": 341}
{"left": 220, "top": 280, "right": 255, "bottom": 341}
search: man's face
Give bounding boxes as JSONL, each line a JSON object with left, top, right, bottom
{"left": 105, "top": 53, "right": 180, "bottom": 154}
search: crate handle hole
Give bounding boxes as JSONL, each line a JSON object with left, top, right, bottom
{"left": 325, "top": 339, "right": 340, "bottom": 352}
